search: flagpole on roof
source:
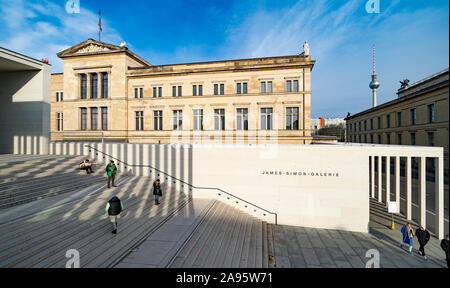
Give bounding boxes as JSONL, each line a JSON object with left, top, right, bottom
{"left": 98, "top": 10, "right": 102, "bottom": 41}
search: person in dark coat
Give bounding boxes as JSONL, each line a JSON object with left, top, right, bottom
{"left": 441, "top": 234, "right": 450, "bottom": 268}
{"left": 415, "top": 226, "right": 430, "bottom": 259}
{"left": 153, "top": 179, "right": 162, "bottom": 205}
{"left": 104, "top": 194, "right": 123, "bottom": 234}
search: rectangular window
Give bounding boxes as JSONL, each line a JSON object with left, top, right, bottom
{"left": 198, "top": 85, "right": 203, "bottom": 96}
{"left": 370, "top": 134, "right": 374, "bottom": 143}
{"left": 56, "top": 91, "right": 64, "bottom": 102}
{"left": 237, "top": 83, "right": 242, "bottom": 94}
{"left": 220, "top": 83, "right": 224, "bottom": 95}
{"left": 377, "top": 117, "right": 381, "bottom": 129}
{"left": 80, "top": 74, "right": 87, "bottom": 99}
{"left": 261, "top": 82, "right": 266, "bottom": 93}
{"left": 397, "top": 112, "right": 402, "bottom": 126}
{"left": 428, "top": 104, "right": 435, "bottom": 123}
{"left": 178, "top": 86, "right": 182, "bottom": 97}
{"left": 428, "top": 132, "right": 434, "bottom": 146}
{"left": 172, "top": 86, "right": 176, "bottom": 97}
{"left": 80, "top": 108, "right": 87, "bottom": 131}
{"left": 158, "top": 87, "right": 162, "bottom": 98}
{"left": 153, "top": 87, "right": 157, "bottom": 98}
{"left": 359, "top": 122, "right": 361, "bottom": 131}
{"left": 410, "top": 108, "right": 416, "bottom": 125}
{"left": 236, "top": 108, "right": 248, "bottom": 131}
{"left": 214, "top": 109, "right": 225, "bottom": 131}
{"left": 397, "top": 133, "right": 402, "bottom": 145}
{"left": 387, "top": 134, "right": 391, "bottom": 144}
{"left": 57, "top": 112, "right": 63, "bottom": 131}
{"left": 135, "top": 88, "right": 138, "bottom": 99}
{"left": 214, "top": 84, "right": 218, "bottom": 95}
{"left": 268, "top": 81, "right": 272, "bottom": 93}
{"left": 154, "top": 111, "right": 163, "bottom": 131}
{"left": 411, "top": 133, "right": 416, "bottom": 145}
{"left": 286, "top": 107, "right": 299, "bottom": 130}
{"left": 378, "top": 134, "right": 381, "bottom": 144}
{"left": 173, "top": 110, "right": 182, "bottom": 130}
{"left": 293, "top": 80, "right": 299, "bottom": 92}
{"left": 364, "top": 135, "right": 367, "bottom": 143}
{"left": 91, "top": 107, "right": 98, "bottom": 130}
{"left": 140, "top": 88, "right": 143, "bottom": 98}
{"left": 387, "top": 114, "right": 391, "bottom": 128}
{"left": 261, "top": 108, "right": 273, "bottom": 130}
{"left": 364, "top": 120, "right": 367, "bottom": 131}
{"left": 91, "top": 74, "right": 98, "bottom": 99}
{"left": 193, "top": 85, "right": 197, "bottom": 96}
{"left": 370, "top": 119, "right": 374, "bottom": 130}
{"left": 193, "top": 109, "right": 203, "bottom": 131}
{"left": 286, "top": 80, "right": 292, "bottom": 92}
{"left": 101, "top": 107, "right": 108, "bottom": 130}
{"left": 243, "top": 82, "right": 248, "bottom": 94}
{"left": 135, "top": 111, "right": 144, "bottom": 131}
{"left": 101, "top": 72, "right": 108, "bottom": 98}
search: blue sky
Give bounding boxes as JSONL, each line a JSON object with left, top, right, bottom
{"left": 0, "top": 0, "right": 448, "bottom": 118}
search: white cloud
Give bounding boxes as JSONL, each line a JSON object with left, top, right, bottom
{"left": 0, "top": 0, "right": 124, "bottom": 72}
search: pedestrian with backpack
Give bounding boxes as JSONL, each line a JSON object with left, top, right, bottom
{"left": 153, "top": 178, "right": 162, "bottom": 205}
{"left": 104, "top": 194, "right": 123, "bottom": 234}
{"left": 106, "top": 160, "right": 117, "bottom": 188}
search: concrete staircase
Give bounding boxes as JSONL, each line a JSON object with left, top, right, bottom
{"left": 0, "top": 155, "right": 273, "bottom": 268}
{"left": 0, "top": 155, "right": 104, "bottom": 209}
{"left": 167, "top": 201, "right": 270, "bottom": 268}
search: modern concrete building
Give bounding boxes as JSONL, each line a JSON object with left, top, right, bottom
{"left": 50, "top": 39, "right": 316, "bottom": 144}
{"left": 345, "top": 68, "right": 449, "bottom": 173}
{"left": 0, "top": 47, "right": 51, "bottom": 154}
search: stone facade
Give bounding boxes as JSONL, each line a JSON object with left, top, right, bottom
{"left": 51, "top": 39, "right": 315, "bottom": 144}
{"left": 345, "top": 68, "right": 449, "bottom": 173}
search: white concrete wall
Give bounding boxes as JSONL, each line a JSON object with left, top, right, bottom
{"left": 44, "top": 142, "right": 445, "bottom": 236}
{"left": 0, "top": 55, "right": 50, "bottom": 155}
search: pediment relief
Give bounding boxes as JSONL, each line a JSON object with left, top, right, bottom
{"left": 75, "top": 44, "right": 111, "bottom": 54}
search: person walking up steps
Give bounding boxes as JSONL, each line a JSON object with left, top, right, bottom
{"left": 400, "top": 222, "right": 415, "bottom": 255}
{"left": 441, "top": 234, "right": 450, "bottom": 268}
{"left": 153, "top": 178, "right": 162, "bottom": 205}
{"left": 106, "top": 160, "right": 117, "bottom": 188}
{"left": 415, "top": 226, "right": 430, "bottom": 259}
{"left": 104, "top": 194, "right": 123, "bottom": 234}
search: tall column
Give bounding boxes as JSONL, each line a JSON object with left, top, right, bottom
{"left": 395, "top": 156, "right": 400, "bottom": 208}
{"left": 435, "top": 156, "right": 444, "bottom": 239}
{"left": 406, "top": 156, "right": 412, "bottom": 220}
{"left": 87, "top": 73, "right": 92, "bottom": 99}
{"left": 419, "top": 157, "right": 426, "bottom": 229}
{"left": 377, "top": 156, "right": 382, "bottom": 202}
{"left": 370, "top": 156, "right": 375, "bottom": 198}
{"left": 385, "top": 156, "right": 390, "bottom": 207}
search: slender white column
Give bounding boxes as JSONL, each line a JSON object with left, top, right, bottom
{"left": 385, "top": 156, "right": 390, "bottom": 207}
{"left": 370, "top": 156, "right": 375, "bottom": 198}
{"left": 142, "top": 144, "right": 149, "bottom": 176}
{"left": 419, "top": 157, "right": 426, "bottom": 228}
{"left": 406, "top": 156, "right": 412, "bottom": 220}
{"left": 435, "top": 156, "right": 444, "bottom": 239}
{"left": 377, "top": 156, "right": 382, "bottom": 202}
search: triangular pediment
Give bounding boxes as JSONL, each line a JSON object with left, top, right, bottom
{"left": 57, "top": 39, "right": 123, "bottom": 58}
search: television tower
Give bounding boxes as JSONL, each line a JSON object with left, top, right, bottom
{"left": 369, "top": 45, "right": 380, "bottom": 107}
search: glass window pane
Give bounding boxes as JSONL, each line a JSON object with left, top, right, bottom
{"left": 286, "top": 80, "right": 291, "bottom": 92}
{"left": 261, "top": 82, "right": 266, "bottom": 93}
{"left": 172, "top": 86, "right": 176, "bottom": 97}
{"left": 268, "top": 81, "right": 272, "bottom": 93}
{"left": 199, "top": 85, "right": 203, "bottom": 96}
{"left": 214, "top": 84, "right": 218, "bottom": 95}
{"left": 243, "top": 82, "right": 248, "bottom": 94}
{"left": 178, "top": 86, "right": 182, "bottom": 97}
{"left": 293, "top": 80, "right": 298, "bottom": 92}
{"left": 220, "top": 84, "right": 224, "bottom": 95}
{"left": 237, "top": 83, "right": 241, "bottom": 94}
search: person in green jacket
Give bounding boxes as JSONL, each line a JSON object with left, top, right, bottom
{"left": 106, "top": 160, "right": 118, "bottom": 188}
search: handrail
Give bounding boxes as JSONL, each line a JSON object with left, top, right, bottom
{"left": 85, "top": 144, "right": 277, "bottom": 224}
